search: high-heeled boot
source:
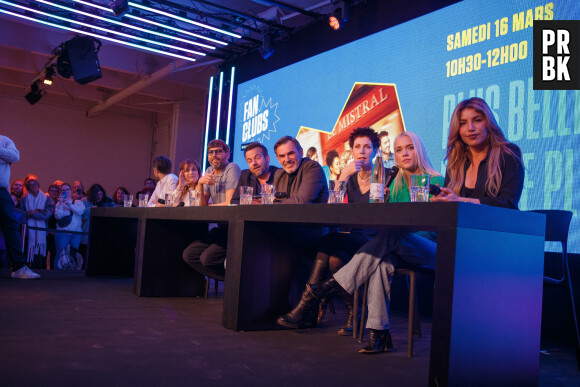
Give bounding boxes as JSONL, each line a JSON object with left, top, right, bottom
{"left": 337, "top": 291, "right": 355, "bottom": 336}
{"left": 307, "top": 277, "right": 343, "bottom": 300}
{"left": 277, "top": 258, "right": 328, "bottom": 329}
{"left": 359, "top": 329, "right": 394, "bottom": 354}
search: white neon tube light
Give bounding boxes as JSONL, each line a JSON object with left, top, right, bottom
{"left": 34, "top": 0, "right": 207, "bottom": 54}
{"left": 71, "top": 0, "right": 225, "bottom": 48}
{"left": 215, "top": 71, "right": 224, "bottom": 140}
{"left": 225, "top": 67, "right": 235, "bottom": 145}
{"left": 129, "top": 2, "right": 242, "bottom": 39}
{"left": 0, "top": 6, "right": 197, "bottom": 62}
{"left": 202, "top": 76, "right": 214, "bottom": 172}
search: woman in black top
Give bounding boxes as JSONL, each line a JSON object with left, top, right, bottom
{"left": 277, "top": 127, "right": 380, "bottom": 333}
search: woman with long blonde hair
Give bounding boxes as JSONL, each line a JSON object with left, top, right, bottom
{"left": 432, "top": 97, "right": 524, "bottom": 208}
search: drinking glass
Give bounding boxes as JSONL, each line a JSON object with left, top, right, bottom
{"left": 189, "top": 189, "right": 200, "bottom": 207}
{"left": 138, "top": 193, "right": 149, "bottom": 207}
{"left": 164, "top": 193, "right": 173, "bottom": 207}
{"left": 260, "top": 184, "right": 276, "bottom": 205}
{"left": 123, "top": 194, "right": 133, "bottom": 208}
{"left": 410, "top": 174, "right": 430, "bottom": 202}
{"left": 240, "top": 186, "right": 254, "bottom": 205}
{"left": 328, "top": 180, "right": 346, "bottom": 203}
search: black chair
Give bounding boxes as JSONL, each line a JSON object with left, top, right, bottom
{"left": 531, "top": 210, "right": 579, "bottom": 369}
{"left": 204, "top": 275, "right": 224, "bottom": 298}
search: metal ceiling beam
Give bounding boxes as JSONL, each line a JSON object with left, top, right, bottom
{"left": 257, "top": 0, "right": 322, "bottom": 18}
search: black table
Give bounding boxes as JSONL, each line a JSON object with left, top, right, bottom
{"left": 89, "top": 203, "right": 545, "bottom": 386}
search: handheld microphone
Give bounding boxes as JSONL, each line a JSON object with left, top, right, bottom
{"left": 385, "top": 166, "right": 399, "bottom": 189}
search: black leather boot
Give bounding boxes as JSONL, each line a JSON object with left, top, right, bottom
{"left": 277, "top": 258, "right": 328, "bottom": 329}
{"left": 307, "top": 277, "right": 342, "bottom": 300}
{"left": 337, "top": 292, "right": 355, "bottom": 336}
{"left": 359, "top": 329, "right": 394, "bottom": 354}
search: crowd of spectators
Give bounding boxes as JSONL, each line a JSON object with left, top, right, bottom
{"left": 0, "top": 175, "right": 158, "bottom": 271}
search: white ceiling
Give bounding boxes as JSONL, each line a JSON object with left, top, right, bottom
{"left": 0, "top": 0, "right": 332, "bottom": 115}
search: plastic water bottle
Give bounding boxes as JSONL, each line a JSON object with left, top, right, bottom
{"left": 370, "top": 152, "right": 385, "bottom": 203}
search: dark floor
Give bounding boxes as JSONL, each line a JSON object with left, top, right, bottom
{"left": 1, "top": 270, "right": 579, "bottom": 386}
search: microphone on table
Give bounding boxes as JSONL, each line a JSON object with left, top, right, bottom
{"left": 385, "top": 166, "right": 399, "bottom": 189}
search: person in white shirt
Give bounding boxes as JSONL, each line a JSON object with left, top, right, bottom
{"left": 147, "top": 155, "right": 178, "bottom": 207}
{"left": 54, "top": 183, "right": 86, "bottom": 270}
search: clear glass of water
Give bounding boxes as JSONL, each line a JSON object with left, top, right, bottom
{"left": 123, "top": 194, "right": 133, "bottom": 207}
{"left": 240, "top": 186, "right": 254, "bottom": 205}
{"left": 164, "top": 193, "right": 173, "bottom": 207}
{"left": 138, "top": 193, "right": 149, "bottom": 207}
{"left": 410, "top": 174, "right": 430, "bottom": 202}
{"left": 328, "top": 180, "right": 346, "bottom": 203}
{"left": 189, "top": 189, "right": 200, "bottom": 207}
{"left": 260, "top": 184, "right": 276, "bottom": 204}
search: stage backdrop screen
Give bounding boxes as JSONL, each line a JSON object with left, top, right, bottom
{"left": 234, "top": 0, "right": 580, "bottom": 252}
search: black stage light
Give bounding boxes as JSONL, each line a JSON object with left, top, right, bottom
{"left": 259, "top": 33, "right": 275, "bottom": 60}
{"left": 64, "top": 36, "right": 103, "bottom": 85}
{"left": 56, "top": 51, "right": 73, "bottom": 79}
{"left": 43, "top": 66, "right": 54, "bottom": 86}
{"left": 110, "top": 0, "right": 129, "bottom": 17}
{"left": 25, "top": 82, "right": 44, "bottom": 105}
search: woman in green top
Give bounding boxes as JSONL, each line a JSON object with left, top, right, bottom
{"left": 309, "top": 131, "right": 443, "bottom": 354}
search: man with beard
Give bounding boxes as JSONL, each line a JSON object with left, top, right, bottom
{"left": 273, "top": 136, "right": 328, "bottom": 204}
{"left": 182, "top": 139, "right": 240, "bottom": 284}
{"left": 230, "top": 142, "right": 278, "bottom": 205}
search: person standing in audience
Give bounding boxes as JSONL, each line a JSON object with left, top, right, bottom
{"left": 230, "top": 142, "right": 278, "bottom": 205}
{"left": 182, "top": 139, "right": 240, "bottom": 283}
{"left": 10, "top": 179, "right": 25, "bottom": 204}
{"left": 46, "top": 183, "right": 60, "bottom": 269}
{"left": 277, "top": 128, "right": 382, "bottom": 333}
{"left": 274, "top": 136, "right": 328, "bottom": 204}
{"left": 18, "top": 174, "right": 55, "bottom": 269}
{"left": 309, "top": 98, "right": 524, "bottom": 354}
{"left": 72, "top": 180, "right": 86, "bottom": 201}
{"left": 54, "top": 183, "right": 86, "bottom": 270}
{"left": 148, "top": 156, "right": 178, "bottom": 207}
{"left": 170, "top": 159, "right": 201, "bottom": 206}
{"left": 0, "top": 135, "right": 40, "bottom": 279}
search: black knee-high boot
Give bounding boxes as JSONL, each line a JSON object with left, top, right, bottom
{"left": 277, "top": 258, "right": 328, "bottom": 328}
{"left": 337, "top": 291, "right": 355, "bottom": 336}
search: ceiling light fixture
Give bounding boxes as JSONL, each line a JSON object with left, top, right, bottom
{"left": 329, "top": 1, "right": 350, "bottom": 31}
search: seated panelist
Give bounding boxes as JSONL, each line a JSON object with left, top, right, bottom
{"left": 230, "top": 142, "right": 278, "bottom": 205}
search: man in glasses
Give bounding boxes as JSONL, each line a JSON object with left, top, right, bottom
{"left": 182, "top": 139, "right": 241, "bottom": 286}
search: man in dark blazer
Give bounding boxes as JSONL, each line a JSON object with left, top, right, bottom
{"left": 230, "top": 142, "right": 278, "bottom": 205}
{"left": 273, "top": 136, "right": 328, "bottom": 204}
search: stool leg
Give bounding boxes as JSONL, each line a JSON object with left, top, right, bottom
{"left": 205, "top": 277, "right": 210, "bottom": 299}
{"left": 407, "top": 272, "right": 416, "bottom": 358}
{"left": 353, "top": 287, "right": 359, "bottom": 339}
{"left": 214, "top": 279, "right": 218, "bottom": 296}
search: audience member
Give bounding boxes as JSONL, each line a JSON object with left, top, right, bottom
{"left": 87, "top": 184, "right": 115, "bottom": 207}
{"left": 54, "top": 183, "right": 86, "bottom": 270}
{"left": 10, "top": 178, "right": 25, "bottom": 203}
{"left": 112, "top": 186, "right": 131, "bottom": 206}
{"left": 0, "top": 135, "right": 40, "bottom": 278}
{"left": 18, "top": 174, "right": 55, "bottom": 269}
{"left": 148, "top": 156, "right": 178, "bottom": 207}
{"left": 273, "top": 136, "right": 328, "bottom": 204}
{"left": 230, "top": 142, "right": 278, "bottom": 205}
{"left": 182, "top": 139, "right": 241, "bottom": 283}
{"left": 170, "top": 159, "right": 201, "bottom": 206}
{"left": 72, "top": 180, "right": 86, "bottom": 201}
{"left": 46, "top": 183, "right": 60, "bottom": 269}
